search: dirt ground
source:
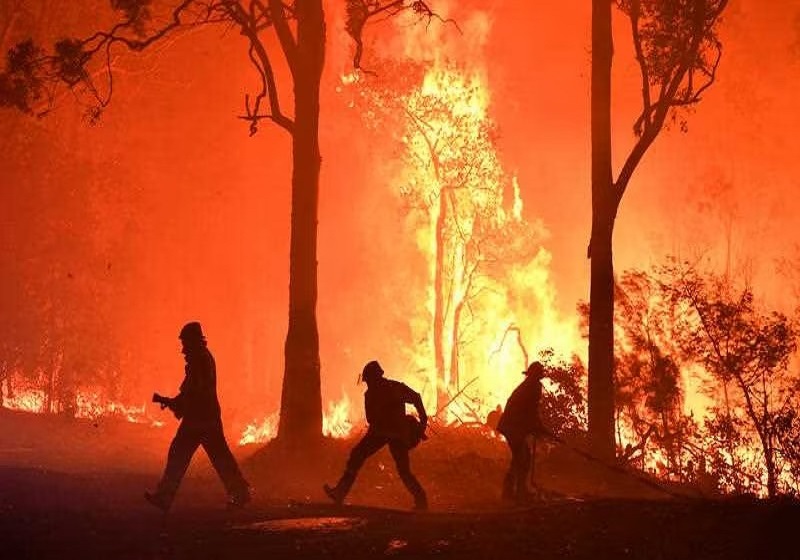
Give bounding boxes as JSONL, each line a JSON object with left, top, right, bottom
{"left": 1, "top": 410, "right": 799, "bottom": 559}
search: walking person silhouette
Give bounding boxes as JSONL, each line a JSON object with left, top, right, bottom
{"left": 145, "top": 322, "right": 251, "bottom": 511}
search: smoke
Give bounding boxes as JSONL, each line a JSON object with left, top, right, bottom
{"left": 1, "top": 0, "right": 798, "bottom": 431}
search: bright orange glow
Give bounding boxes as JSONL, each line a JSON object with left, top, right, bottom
{"left": 363, "top": 61, "right": 584, "bottom": 422}
{"left": 1, "top": 1, "right": 798, "bottom": 495}
{"left": 239, "top": 394, "right": 355, "bottom": 445}
{"left": 5, "top": 388, "right": 163, "bottom": 427}
{"left": 322, "top": 393, "right": 354, "bottom": 438}
{"left": 238, "top": 412, "right": 279, "bottom": 446}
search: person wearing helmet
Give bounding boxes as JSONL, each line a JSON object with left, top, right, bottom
{"left": 145, "top": 322, "right": 251, "bottom": 511}
{"left": 496, "top": 361, "right": 546, "bottom": 503}
{"left": 323, "top": 360, "right": 428, "bottom": 510}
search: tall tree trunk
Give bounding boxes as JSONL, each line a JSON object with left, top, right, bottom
{"left": 277, "top": 1, "right": 325, "bottom": 445}
{"left": 450, "top": 294, "right": 464, "bottom": 393}
{"left": 763, "top": 436, "right": 777, "bottom": 498}
{"left": 434, "top": 186, "right": 448, "bottom": 412}
{"left": 588, "top": 0, "right": 617, "bottom": 460}
{"left": 46, "top": 365, "right": 57, "bottom": 414}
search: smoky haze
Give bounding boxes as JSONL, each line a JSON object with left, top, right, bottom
{"left": 0, "top": 0, "right": 798, "bottom": 429}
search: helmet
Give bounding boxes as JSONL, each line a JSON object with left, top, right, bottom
{"left": 523, "top": 361, "right": 545, "bottom": 378}
{"left": 360, "top": 360, "right": 384, "bottom": 384}
{"left": 179, "top": 321, "right": 204, "bottom": 342}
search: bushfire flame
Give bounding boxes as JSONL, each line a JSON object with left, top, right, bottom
{"left": 394, "top": 63, "right": 583, "bottom": 419}
{"left": 239, "top": 394, "right": 355, "bottom": 446}
{"left": 4, "top": 387, "right": 163, "bottom": 427}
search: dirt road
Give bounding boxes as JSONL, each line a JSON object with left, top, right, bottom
{"left": 1, "top": 465, "right": 798, "bottom": 560}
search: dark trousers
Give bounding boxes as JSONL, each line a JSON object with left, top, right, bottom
{"left": 503, "top": 435, "right": 532, "bottom": 499}
{"left": 155, "top": 418, "right": 249, "bottom": 504}
{"left": 333, "top": 429, "right": 426, "bottom": 503}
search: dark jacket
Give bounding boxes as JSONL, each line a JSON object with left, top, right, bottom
{"left": 365, "top": 378, "right": 426, "bottom": 441}
{"left": 497, "top": 376, "right": 542, "bottom": 441}
{"left": 172, "top": 346, "right": 221, "bottom": 422}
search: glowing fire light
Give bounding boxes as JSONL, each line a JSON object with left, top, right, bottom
{"left": 392, "top": 63, "right": 583, "bottom": 419}
{"left": 238, "top": 412, "right": 279, "bottom": 446}
{"left": 4, "top": 389, "right": 47, "bottom": 413}
{"left": 322, "top": 393, "right": 353, "bottom": 438}
{"left": 239, "top": 395, "right": 354, "bottom": 445}
{"left": 4, "top": 387, "right": 163, "bottom": 427}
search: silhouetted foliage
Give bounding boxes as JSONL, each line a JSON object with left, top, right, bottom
{"left": 583, "top": 258, "right": 800, "bottom": 495}
{"left": 612, "top": 270, "right": 689, "bottom": 474}
{"left": 345, "top": 0, "right": 454, "bottom": 70}
{"left": 538, "top": 351, "right": 587, "bottom": 440}
{"left": 110, "top": 0, "right": 153, "bottom": 35}
{"left": 660, "top": 261, "right": 798, "bottom": 496}
{"left": 0, "top": 39, "right": 45, "bottom": 113}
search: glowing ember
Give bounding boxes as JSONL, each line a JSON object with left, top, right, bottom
{"left": 235, "top": 517, "right": 367, "bottom": 533}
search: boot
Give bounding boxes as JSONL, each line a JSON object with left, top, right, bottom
{"left": 144, "top": 490, "right": 171, "bottom": 512}
{"left": 323, "top": 483, "right": 345, "bottom": 506}
{"left": 227, "top": 486, "right": 253, "bottom": 509}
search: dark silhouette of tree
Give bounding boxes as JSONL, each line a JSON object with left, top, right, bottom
{"left": 588, "top": 0, "right": 729, "bottom": 458}
{"left": 582, "top": 258, "right": 800, "bottom": 494}
{"left": 0, "top": 0, "right": 441, "bottom": 444}
{"left": 662, "top": 262, "right": 798, "bottom": 497}
{"left": 579, "top": 270, "right": 693, "bottom": 474}
{"left": 537, "top": 350, "right": 587, "bottom": 440}
{"left": 613, "top": 270, "right": 689, "bottom": 474}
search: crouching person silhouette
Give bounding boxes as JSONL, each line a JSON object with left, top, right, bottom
{"left": 145, "top": 322, "right": 251, "bottom": 511}
{"left": 324, "top": 360, "right": 428, "bottom": 510}
{"left": 497, "top": 361, "right": 546, "bottom": 504}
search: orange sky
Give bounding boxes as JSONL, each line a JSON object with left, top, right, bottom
{"left": 1, "top": 0, "right": 799, "bottom": 426}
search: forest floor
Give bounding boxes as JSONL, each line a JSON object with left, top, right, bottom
{"left": 1, "top": 409, "right": 798, "bottom": 559}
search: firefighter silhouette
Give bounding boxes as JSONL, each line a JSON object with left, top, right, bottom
{"left": 324, "top": 360, "right": 429, "bottom": 510}
{"left": 145, "top": 322, "right": 251, "bottom": 511}
{"left": 497, "top": 361, "right": 545, "bottom": 502}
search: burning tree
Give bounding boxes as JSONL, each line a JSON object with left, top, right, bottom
{"left": 0, "top": 0, "right": 443, "bottom": 445}
{"left": 578, "top": 269, "right": 695, "bottom": 476}
{"left": 661, "top": 262, "right": 799, "bottom": 497}
{"left": 345, "top": 61, "right": 553, "bottom": 415}
{"left": 601, "top": 261, "right": 800, "bottom": 495}
{"left": 399, "top": 68, "right": 543, "bottom": 412}
{"left": 588, "top": 0, "right": 730, "bottom": 458}
{"left": 611, "top": 271, "right": 690, "bottom": 475}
